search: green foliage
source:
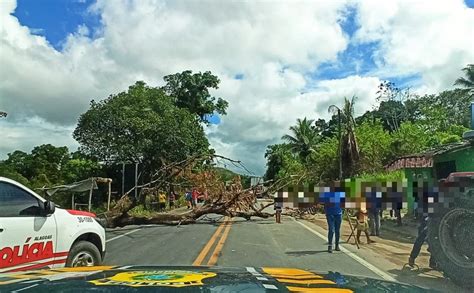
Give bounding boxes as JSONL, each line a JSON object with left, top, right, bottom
{"left": 358, "top": 170, "right": 405, "bottom": 181}
{"left": 61, "top": 157, "right": 103, "bottom": 183}
{"left": 415, "top": 89, "right": 472, "bottom": 130}
{"left": 214, "top": 167, "right": 251, "bottom": 188}
{"left": 162, "top": 70, "right": 229, "bottom": 123}
{"left": 0, "top": 164, "right": 29, "bottom": 186}
{"left": 0, "top": 145, "right": 105, "bottom": 191}
{"left": 356, "top": 120, "right": 392, "bottom": 173}
{"left": 73, "top": 81, "right": 210, "bottom": 167}
{"left": 264, "top": 144, "right": 304, "bottom": 181}
{"left": 29, "top": 144, "right": 69, "bottom": 183}
{"left": 281, "top": 117, "right": 320, "bottom": 161}
{"left": 390, "top": 122, "right": 432, "bottom": 158}
{"left": 307, "top": 137, "right": 339, "bottom": 182}
{"left": 328, "top": 97, "right": 360, "bottom": 177}
{"left": 454, "top": 64, "right": 474, "bottom": 95}
{"left": 129, "top": 204, "right": 157, "bottom": 217}
{"left": 265, "top": 64, "right": 473, "bottom": 184}
{"left": 2, "top": 145, "right": 70, "bottom": 186}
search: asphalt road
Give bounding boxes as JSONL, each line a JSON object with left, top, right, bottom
{"left": 104, "top": 213, "right": 383, "bottom": 281}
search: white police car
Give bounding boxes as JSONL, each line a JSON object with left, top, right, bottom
{"left": 0, "top": 177, "right": 106, "bottom": 272}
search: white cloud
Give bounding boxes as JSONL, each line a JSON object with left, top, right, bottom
{"left": 1, "top": 0, "right": 472, "bottom": 175}
{"left": 0, "top": 117, "right": 78, "bottom": 157}
{"left": 0, "top": 0, "right": 351, "bottom": 173}
{"left": 354, "top": 0, "right": 474, "bottom": 92}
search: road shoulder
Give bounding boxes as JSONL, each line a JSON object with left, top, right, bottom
{"left": 299, "top": 216, "right": 470, "bottom": 293}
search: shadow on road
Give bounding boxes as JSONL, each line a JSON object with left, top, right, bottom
{"left": 285, "top": 250, "right": 328, "bottom": 256}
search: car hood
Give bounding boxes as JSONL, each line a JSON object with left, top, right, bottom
{"left": 0, "top": 265, "right": 435, "bottom": 292}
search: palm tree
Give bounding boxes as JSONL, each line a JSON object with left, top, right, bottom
{"left": 282, "top": 117, "right": 319, "bottom": 161}
{"left": 328, "top": 97, "right": 360, "bottom": 178}
{"left": 454, "top": 64, "right": 474, "bottom": 95}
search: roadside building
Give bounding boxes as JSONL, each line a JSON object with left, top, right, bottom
{"left": 386, "top": 135, "right": 474, "bottom": 214}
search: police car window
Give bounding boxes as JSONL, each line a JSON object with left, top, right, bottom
{"left": 0, "top": 182, "right": 41, "bottom": 217}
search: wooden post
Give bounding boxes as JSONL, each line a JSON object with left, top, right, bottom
{"left": 134, "top": 162, "right": 139, "bottom": 200}
{"left": 345, "top": 210, "right": 360, "bottom": 249}
{"left": 122, "top": 162, "right": 125, "bottom": 196}
{"left": 88, "top": 182, "right": 93, "bottom": 212}
{"left": 107, "top": 179, "right": 112, "bottom": 211}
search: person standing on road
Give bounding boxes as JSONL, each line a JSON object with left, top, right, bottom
{"left": 185, "top": 190, "right": 193, "bottom": 209}
{"left": 192, "top": 188, "right": 200, "bottom": 208}
{"left": 408, "top": 215, "right": 435, "bottom": 267}
{"left": 158, "top": 192, "right": 167, "bottom": 211}
{"left": 274, "top": 197, "right": 283, "bottom": 223}
{"left": 169, "top": 190, "right": 176, "bottom": 209}
{"left": 321, "top": 184, "right": 345, "bottom": 253}
{"left": 355, "top": 208, "right": 374, "bottom": 244}
{"left": 408, "top": 180, "right": 438, "bottom": 269}
{"left": 366, "top": 185, "right": 381, "bottom": 236}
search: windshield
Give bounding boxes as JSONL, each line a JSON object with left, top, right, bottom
{"left": 1, "top": 0, "right": 473, "bottom": 292}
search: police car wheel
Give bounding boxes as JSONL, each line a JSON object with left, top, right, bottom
{"left": 66, "top": 241, "right": 102, "bottom": 267}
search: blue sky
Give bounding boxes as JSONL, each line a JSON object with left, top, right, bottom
{"left": 13, "top": 0, "right": 100, "bottom": 50}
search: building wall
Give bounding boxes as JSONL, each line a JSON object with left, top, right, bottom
{"left": 434, "top": 147, "right": 474, "bottom": 174}
{"left": 403, "top": 145, "right": 474, "bottom": 214}
{"left": 404, "top": 167, "right": 434, "bottom": 214}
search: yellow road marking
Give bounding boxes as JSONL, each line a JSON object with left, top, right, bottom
{"left": 192, "top": 217, "right": 228, "bottom": 266}
{"left": 207, "top": 219, "right": 233, "bottom": 266}
{"left": 287, "top": 287, "right": 354, "bottom": 292}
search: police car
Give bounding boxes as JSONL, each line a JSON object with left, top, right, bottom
{"left": 0, "top": 177, "right": 106, "bottom": 272}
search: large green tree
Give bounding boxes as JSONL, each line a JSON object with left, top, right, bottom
{"left": 4, "top": 145, "right": 69, "bottom": 183}
{"left": 162, "top": 70, "right": 229, "bottom": 123}
{"left": 264, "top": 143, "right": 303, "bottom": 181}
{"left": 307, "top": 137, "right": 339, "bottom": 182}
{"left": 328, "top": 97, "right": 360, "bottom": 177}
{"left": 0, "top": 145, "right": 104, "bottom": 188}
{"left": 73, "top": 81, "right": 210, "bottom": 170}
{"left": 281, "top": 118, "right": 319, "bottom": 161}
{"left": 356, "top": 120, "right": 392, "bottom": 173}
{"left": 390, "top": 122, "right": 433, "bottom": 159}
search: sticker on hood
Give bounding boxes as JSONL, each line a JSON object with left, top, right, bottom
{"left": 89, "top": 270, "right": 217, "bottom": 288}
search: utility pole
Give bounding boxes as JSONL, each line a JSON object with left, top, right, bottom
{"left": 471, "top": 102, "right": 474, "bottom": 130}
{"left": 121, "top": 162, "right": 125, "bottom": 196}
{"left": 134, "top": 162, "right": 139, "bottom": 200}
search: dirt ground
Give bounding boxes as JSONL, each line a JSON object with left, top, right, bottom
{"left": 304, "top": 212, "right": 471, "bottom": 292}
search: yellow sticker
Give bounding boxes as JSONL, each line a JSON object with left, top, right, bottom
{"left": 262, "top": 267, "right": 323, "bottom": 279}
{"left": 55, "top": 266, "right": 115, "bottom": 272}
{"left": 277, "top": 278, "right": 335, "bottom": 285}
{"left": 90, "top": 270, "right": 217, "bottom": 288}
{"left": 287, "top": 286, "right": 354, "bottom": 292}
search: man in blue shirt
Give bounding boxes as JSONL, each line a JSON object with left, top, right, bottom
{"left": 321, "top": 186, "right": 345, "bottom": 253}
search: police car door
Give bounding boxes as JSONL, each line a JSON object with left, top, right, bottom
{"left": 0, "top": 181, "right": 58, "bottom": 272}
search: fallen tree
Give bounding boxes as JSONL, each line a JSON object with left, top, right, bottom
{"left": 100, "top": 154, "right": 297, "bottom": 228}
